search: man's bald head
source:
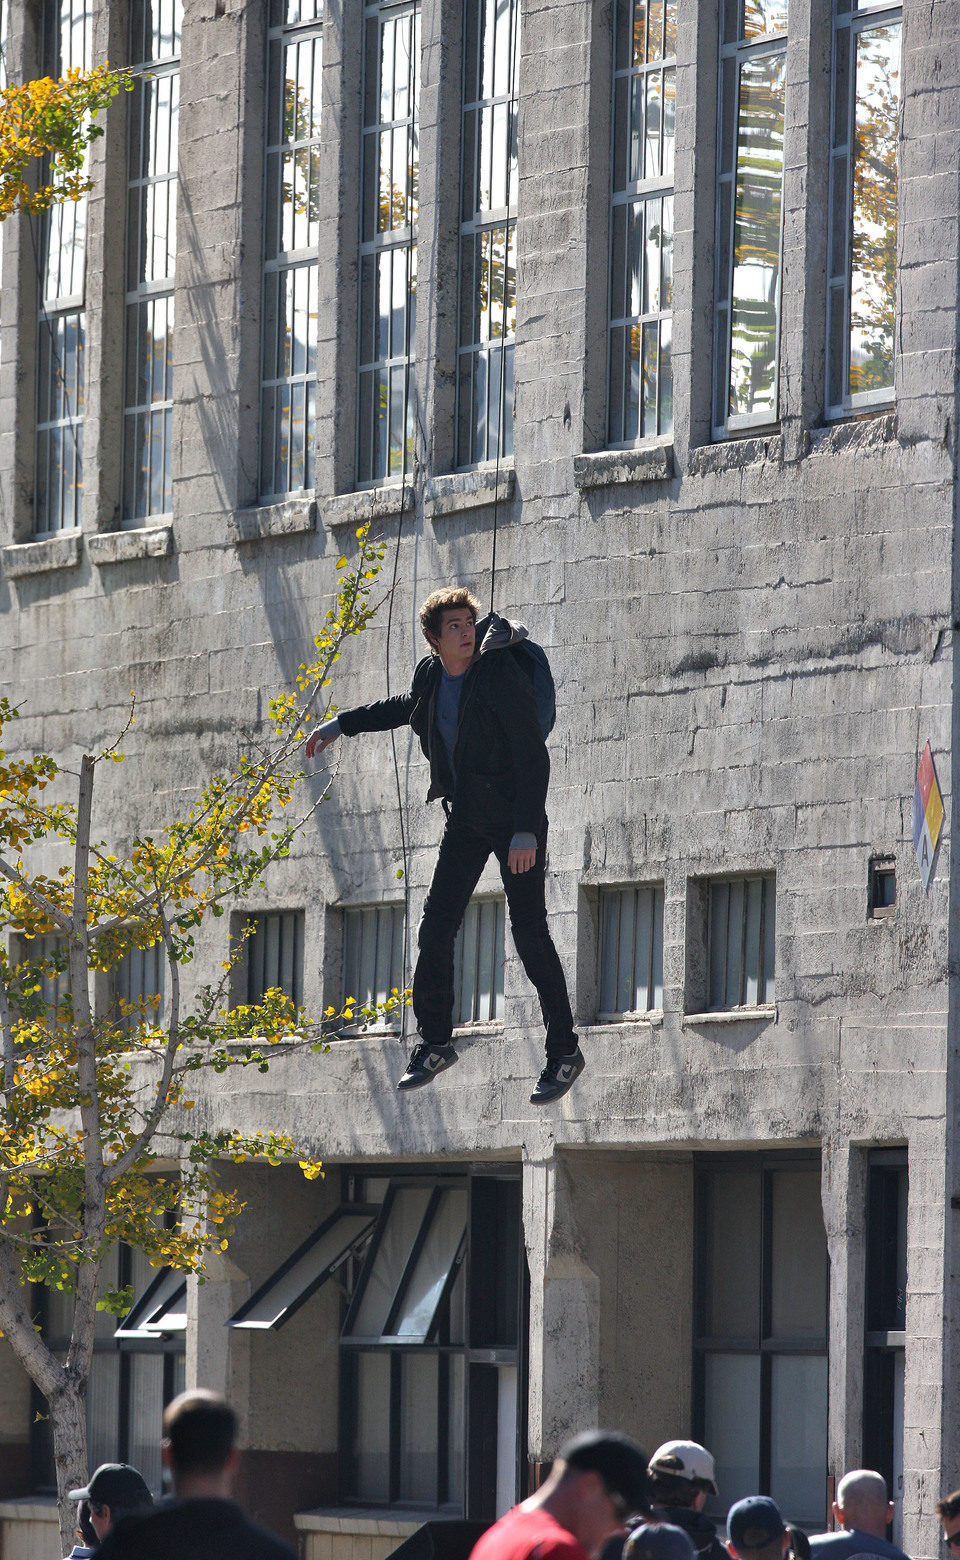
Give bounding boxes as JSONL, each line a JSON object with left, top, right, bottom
{"left": 835, "top": 1471, "right": 893, "bottom": 1539}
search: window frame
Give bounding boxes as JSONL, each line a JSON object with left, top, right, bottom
{"left": 606, "top": 0, "right": 676, "bottom": 448}
{"left": 705, "top": 871, "right": 776, "bottom": 1011}
{"left": 340, "top": 902, "right": 406, "bottom": 1035}
{"left": 356, "top": 0, "right": 421, "bottom": 488}
{"left": 712, "top": 7, "right": 788, "bottom": 441}
{"left": 597, "top": 881, "right": 665, "bottom": 1020}
{"left": 241, "top": 909, "right": 306, "bottom": 1009}
{"left": 452, "top": 894, "right": 505, "bottom": 1028}
{"left": 825, "top": 0, "right": 902, "bottom": 420}
{"left": 259, "top": 0, "right": 323, "bottom": 502}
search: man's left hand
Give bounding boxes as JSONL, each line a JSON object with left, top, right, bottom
{"left": 508, "top": 845, "right": 536, "bottom": 874}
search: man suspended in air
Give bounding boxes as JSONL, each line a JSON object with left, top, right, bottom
{"left": 306, "top": 586, "right": 584, "bottom": 1104}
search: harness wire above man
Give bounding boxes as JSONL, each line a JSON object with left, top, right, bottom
{"left": 306, "top": 586, "right": 584, "bottom": 1103}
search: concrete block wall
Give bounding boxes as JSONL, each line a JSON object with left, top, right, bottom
{"left": 0, "top": 0, "right": 958, "bottom": 1550}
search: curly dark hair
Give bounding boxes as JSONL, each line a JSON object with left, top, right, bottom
{"left": 418, "top": 587, "right": 481, "bottom": 647}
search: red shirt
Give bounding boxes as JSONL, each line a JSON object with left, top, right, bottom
{"left": 471, "top": 1506, "right": 590, "bottom": 1560}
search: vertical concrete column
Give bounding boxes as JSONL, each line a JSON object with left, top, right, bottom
{"left": 778, "top": 0, "right": 820, "bottom": 452}
{"left": 172, "top": 0, "right": 258, "bottom": 533}
{"left": 513, "top": 0, "right": 593, "bottom": 491}
{"left": 904, "top": 1116, "right": 950, "bottom": 1560}
{"left": 822, "top": 1134, "right": 866, "bottom": 1486}
{"left": 524, "top": 1149, "right": 601, "bottom": 1462}
{"left": 0, "top": 3, "right": 41, "bottom": 544}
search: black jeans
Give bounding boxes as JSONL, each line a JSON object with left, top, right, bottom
{"left": 412, "top": 815, "right": 577, "bottom": 1059}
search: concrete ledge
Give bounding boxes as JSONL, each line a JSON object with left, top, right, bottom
{"left": 0, "top": 1501, "right": 58, "bottom": 1521}
{"left": 1, "top": 530, "right": 82, "bottom": 578}
{"left": 323, "top": 484, "right": 414, "bottom": 532}
{"left": 574, "top": 444, "right": 674, "bottom": 488}
{"left": 88, "top": 525, "right": 173, "bottom": 564}
{"left": 810, "top": 410, "right": 896, "bottom": 456}
{"left": 688, "top": 433, "right": 783, "bottom": 476}
{"left": 229, "top": 499, "right": 316, "bottom": 543}
{"left": 682, "top": 1005, "right": 777, "bottom": 1026}
{"left": 425, "top": 466, "right": 515, "bottom": 518}
{"left": 295, "top": 1511, "right": 421, "bottom": 1536}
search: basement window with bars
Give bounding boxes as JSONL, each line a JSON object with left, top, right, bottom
{"left": 341, "top": 904, "right": 405, "bottom": 1032}
{"left": 243, "top": 910, "right": 305, "bottom": 1008}
{"left": 111, "top": 941, "right": 166, "bottom": 1035}
{"left": 453, "top": 897, "right": 505, "bottom": 1025}
{"left": 598, "top": 883, "right": 664, "bottom": 1018}
{"left": 707, "top": 873, "right": 775, "bottom": 1009}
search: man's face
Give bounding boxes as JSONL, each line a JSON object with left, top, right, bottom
{"left": 433, "top": 608, "right": 476, "bottom": 672}
{"left": 90, "top": 1503, "right": 112, "bottom": 1541}
{"left": 942, "top": 1514, "right": 960, "bottom": 1555}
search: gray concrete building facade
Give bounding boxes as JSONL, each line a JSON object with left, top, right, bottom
{"left": 0, "top": 0, "right": 957, "bottom": 1557}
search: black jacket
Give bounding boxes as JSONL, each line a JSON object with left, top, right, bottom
{"left": 337, "top": 614, "right": 549, "bottom": 837}
{"left": 95, "top": 1497, "right": 296, "bottom": 1560}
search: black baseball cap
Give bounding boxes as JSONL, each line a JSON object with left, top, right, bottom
{"left": 68, "top": 1463, "right": 153, "bottom": 1509}
{"left": 625, "top": 1523, "right": 697, "bottom": 1560}
{"left": 560, "top": 1430, "right": 650, "bottom": 1515}
{"left": 728, "top": 1497, "right": 786, "bottom": 1552}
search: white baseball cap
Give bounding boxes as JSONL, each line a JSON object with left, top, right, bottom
{"left": 648, "top": 1440, "right": 718, "bottom": 1496}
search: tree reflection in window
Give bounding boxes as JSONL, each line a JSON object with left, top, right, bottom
{"left": 714, "top": 2, "right": 786, "bottom": 436}
{"left": 261, "top": 1, "right": 322, "bottom": 500}
{"left": 357, "top": 0, "right": 420, "bottom": 486}
{"left": 608, "top": 0, "right": 675, "bottom": 446}
{"left": 828, "top": 3, "right": 900, "bottom": 413}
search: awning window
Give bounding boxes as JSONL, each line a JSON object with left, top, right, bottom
{"left": 115, "top": 1267, "right": 187, "bottom": 1339}
{"left": 344, "top": 1185, "right": 467, "bottom": 1345}
{"left": 228, "top": 1206, "right": 379, "bottom": 1330}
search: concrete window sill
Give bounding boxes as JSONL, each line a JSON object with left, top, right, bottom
{"left": 688, "top": 434, "right": 782, "bottom": 476}
{"left": 229, "top": 499, "right": 316, "bottom": 543}
{"left": 452, "top": 1019, "right": 504, "bottom": 1037}
{"left": 574, "top": 444, "right": 674, "bottom": 488}
{"left": 88, "top": 525, "right": 173, "bottom": 564}
{"left": 323, "top": 484, "right": 414, "bottom": 532}
{"left": 683, "top": 1004, "right": 777, "bottom": 1026}
{"left": 0, "top": 529, "right": 82, "bottom": 577}
{"left": 589, "top": 1010, "right": 664, "bottom": 1028}
{"left": 425, "top": 465, "right": 515, "bottom": 519}
{"left": 295, "top": 1511, "right": 422, "bottom": 1536}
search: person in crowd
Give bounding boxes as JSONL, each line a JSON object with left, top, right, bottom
{"left": 647, "top": 1440, "right": 726, "bottom": 1560}
{"left": 809, "top": 1471, "right": 909, "bottom": 1560}
{"left": 63, "top": 1499, "right": 99, "bottom": 1560}
{"left": 615, "top": 1518, "right": 697, "bottom": 1560}
{"left": 936, "top": 1488, "right": 960, "bottom": 1554}
{"left": 66, "top": 1465, "right": 153, "bottom": 1546}
{"left": 726, "top": 1497, "right": 793, "bottom": 1560}
{"left": 93, "top": 1389, "right": 296, "bottom": 1560}
{"left": 469, "top": 1429, "right": 650, "bottom": 1560}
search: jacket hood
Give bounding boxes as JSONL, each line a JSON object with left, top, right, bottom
{"left": 475, "top": 611, "right": 528, "bottom": 654}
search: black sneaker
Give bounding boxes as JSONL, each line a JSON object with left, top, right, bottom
{"left": 530, "top": 1046, "right": 586, "bottom": 1104}
{"left": 397, "top": 1041, "right": 459, "bottom": 1091}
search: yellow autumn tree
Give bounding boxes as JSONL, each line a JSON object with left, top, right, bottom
{"left": 0, "top": 64, "right": 131, "bottom": 219}
{"left": 0, "top": 527, "right": 398, "bottom": 1552}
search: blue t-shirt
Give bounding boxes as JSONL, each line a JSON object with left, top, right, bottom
{"left": 435, "top": 667, "right": 465, "bottom": 776}
{"left": 809, "top": 1532, "right": 911, "bottom": 1560}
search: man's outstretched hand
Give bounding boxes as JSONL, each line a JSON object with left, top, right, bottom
{"left": 305, "top": 730, "right": 339, "bottom": 760}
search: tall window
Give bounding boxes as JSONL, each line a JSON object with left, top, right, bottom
{"left": 708, "top": 873, "right": 775, "bottom": 1009}
{"left": 123, "top": 1, "right": 181, "bottom": 525}
{"left": 827, "top": 2, "right": 901, "bottom": 416}
{"left": 33, "top": 1243, "right": 185, "bottom": 1494}
{"left": 111, "top": 942, "right": 165, "bottom": 1036}
{"left": 261, "top": 1, "right": 322, "bottom": 500}
{"left": 357, "top": 0, "right": 420, "bottom": 486}
{"left": 457, "top": 0, "right": 519, "bottom": 467}
{"left": 695, "top": 1155, "right": 828, "bottom": 1526}
{"left": 714, "top": 0, "right": 787, "bottom": 438}
{"left": 598, "top": 884, "right": 664, "bottom": 1017}
{"left": 35, "top": 1, "right": 91, "bottom": 535}
{"left": 229, "top": 1168, "right": 526, "bottom": 1519}
{"left": 608, "top": 0, "right": 675, "bottom": 445}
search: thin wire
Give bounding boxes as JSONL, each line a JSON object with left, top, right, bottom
{"left": 384, "top": 6, "right": 422, "bottom": 1041}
